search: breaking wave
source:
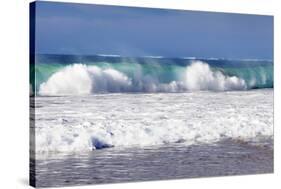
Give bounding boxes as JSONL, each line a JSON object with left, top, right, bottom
{"left": 185, "top": 62, "right": 246, "bottom": 91}
{"left": 39, "top": 64, "right": 132, "bottom": 95}
{"left": 36, "top": 60, "right": 270, "bottom": 95}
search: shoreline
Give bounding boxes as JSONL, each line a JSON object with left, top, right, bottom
{"left": 32, "top": 140, "right": 273, "bottom": 187}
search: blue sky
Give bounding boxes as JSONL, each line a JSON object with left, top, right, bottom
{"left": 34, "top": 1, "right": 273, "bottom": 59}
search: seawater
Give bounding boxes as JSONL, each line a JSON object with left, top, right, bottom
{"left": 30, "top": 54, "right": 273, "bottom": 95}
{"left": 30, "top": 54, "right": 274, "bottom": 187}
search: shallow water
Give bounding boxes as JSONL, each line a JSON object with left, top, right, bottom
{"left": 32, "top": 140, "right": 273, "bottom": 187}
{"left": 31, "top": 89, "right": 273, "bottom": 187}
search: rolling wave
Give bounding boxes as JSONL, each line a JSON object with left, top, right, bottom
{"left": 38, "top": 61, "right": 247, "bottom": 95}
{"left": 31, "top": 56, "right": 273, "bottom": 95}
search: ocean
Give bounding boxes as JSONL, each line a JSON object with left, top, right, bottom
{"left": 30, "top": 54, "right": 273, "bottom": 187}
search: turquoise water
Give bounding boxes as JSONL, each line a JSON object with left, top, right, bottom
{"left": 31, "top": 54, "right": 273, "bottom": 94}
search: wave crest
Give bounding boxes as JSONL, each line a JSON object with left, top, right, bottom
{"left": 39, "top": 64, "right": 132, "bottom": 95}
{"left": 39, "top": 61, "right": 248, "bottom": 95}
{"left": 185, "top": 61, "right": 246, "bottom": 91}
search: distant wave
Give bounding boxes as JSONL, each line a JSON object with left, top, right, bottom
{"left": 97, "top": 54, "right": 121, "bottom": 57}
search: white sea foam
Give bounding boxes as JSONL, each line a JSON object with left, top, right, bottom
{"left": 34, "top": 90, "right": 273, "bottom": 154}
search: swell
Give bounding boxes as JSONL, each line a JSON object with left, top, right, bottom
{"left": 31, "top": 56, "right": 273, "bottom": 95}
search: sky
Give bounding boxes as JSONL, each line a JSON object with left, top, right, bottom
{"left": 33, "top": 1, "right": 273, "bottom": 59}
